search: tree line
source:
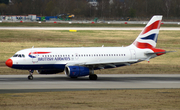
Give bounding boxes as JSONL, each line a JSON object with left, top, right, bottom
{"left": 0, "top": 0, "right": 180, "bottom": 19}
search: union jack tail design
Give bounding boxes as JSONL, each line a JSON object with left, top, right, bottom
{"left": 133, "top": 15, "right": 162, "bottom": 49}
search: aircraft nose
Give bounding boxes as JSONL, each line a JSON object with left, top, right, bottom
{"left": 5, "top": 59, "right": 13, "bottom": 67}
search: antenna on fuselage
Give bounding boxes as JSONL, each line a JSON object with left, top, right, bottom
{"left": 32, "top": 46, "right": 34, "bottom": 48}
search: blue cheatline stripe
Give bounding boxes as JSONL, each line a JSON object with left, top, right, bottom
{"left": 141, "top": 34, "right": 158, "bottom": 43}
{"left": 12, "top": 64, "right": 65, "bottom": 70}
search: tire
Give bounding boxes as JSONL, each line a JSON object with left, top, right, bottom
{"left": 89, "top": 74, "right": 97, "bottom": 80}
{"left": 28, "top": 75, "right": 33, "bottom": 80}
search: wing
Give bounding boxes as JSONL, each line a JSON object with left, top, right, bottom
{"left": 66, "top": 59, "right": 139, "bottom": 69}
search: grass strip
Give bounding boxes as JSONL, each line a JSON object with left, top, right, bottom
{"left": 0, "top": 89, "right": 180, "bottom": 110}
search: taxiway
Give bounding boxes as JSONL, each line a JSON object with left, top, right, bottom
{"left": 0, "top": 74, "right": 180, "bottom": 93}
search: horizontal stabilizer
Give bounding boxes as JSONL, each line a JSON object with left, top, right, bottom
{"left": 145, "top": 51, "right": 175, "bottom": 55}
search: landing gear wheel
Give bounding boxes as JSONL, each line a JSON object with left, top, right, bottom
{"left": 28, "top": 75, "right": 33, "bottom": 80}
{"left": 89, "top": 74, "right": 98, "bottom": 80}
{"left": 28, "top": 70, "right": 34, "bottom": 80}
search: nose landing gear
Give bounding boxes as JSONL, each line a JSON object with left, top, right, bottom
{"left": 28, "top": 70, "right": 34, "bottom": 80}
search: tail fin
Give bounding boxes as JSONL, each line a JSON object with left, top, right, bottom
{"left": 132, "top": 15, "right": 162, "bottom": 49}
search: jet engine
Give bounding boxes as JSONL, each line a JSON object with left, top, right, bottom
{"left": 65, "top": 66, "right": 93, "bottom": 78}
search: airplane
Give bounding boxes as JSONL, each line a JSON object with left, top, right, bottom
{"left": 5, "top": 15, "right": 171, "bottom": 80}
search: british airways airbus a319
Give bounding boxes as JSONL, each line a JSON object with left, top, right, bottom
{"left": 5, "top": 15, "right": 172, "bottom": 80}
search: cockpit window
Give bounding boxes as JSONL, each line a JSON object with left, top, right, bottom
{"left": 18, "top": 54, "right": 22, "bottom": 57}
{"left": 22, "top": 54, "right": 25, "bottom": 57}
{"left": 13, "top": 54, "right": 18, "bottom": 57}
{"left": 13, "top": 54, "right": 25, "bottom": 58}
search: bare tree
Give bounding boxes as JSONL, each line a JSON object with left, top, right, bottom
{"left": 162, "top": 0, "right": 171, "bottom": 18}
{"left": 0, "top": 3, "right": 6, "bottom": 15}
{"left": 1, "top": 0, "right": 180, "bottom": 19}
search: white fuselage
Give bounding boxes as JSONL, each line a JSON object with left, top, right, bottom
{"left": 10, "top": 45, "right": 153, "bottom": 71}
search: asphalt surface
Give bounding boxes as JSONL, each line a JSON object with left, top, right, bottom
{"left": 0, "top": 27, "right": 180, "bottom": 30}
{"left": 0, "top": 74, "right": 180, "bottom": 93}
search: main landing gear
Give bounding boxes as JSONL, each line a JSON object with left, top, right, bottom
{"left": 28, "top": 70, "right": 34, "bottom": 80}
{"left": 89, "top": 74, "right": 98, "bottom": 80}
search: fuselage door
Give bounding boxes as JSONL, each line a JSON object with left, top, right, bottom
{"left": 75, "top": 53, "right": 79, "bottom": 60}
{"left": 31, "top": 51, "right": 38, "bottom": 63}
{"left": 130, "top": 49, "right": 136, "bottom": 60}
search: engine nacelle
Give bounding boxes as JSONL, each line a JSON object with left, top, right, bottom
{"left": 65, "top": 66, "right": 93, "bottom": 78}
{"left": 36, "top": 70, "right": 61, "bottom": 74}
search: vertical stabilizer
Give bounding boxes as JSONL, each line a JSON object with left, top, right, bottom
{"left": 132, "top": 15, "right": 162, "bottom": 49}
